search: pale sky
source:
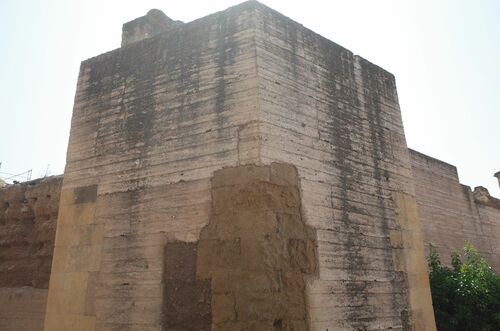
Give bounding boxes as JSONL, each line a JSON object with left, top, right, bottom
{"left": 1, "top": 0, "right": 499, "bottom": 196}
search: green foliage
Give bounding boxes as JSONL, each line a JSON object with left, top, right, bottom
{"left": 427, "top": 242, "right": 500, "bottom": 331}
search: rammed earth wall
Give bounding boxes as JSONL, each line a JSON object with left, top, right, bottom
{"left": 410, "top": 149, "right": 500, "bottom": 272}
{"left": 42, "top": 1, "right": 435, "bottom": 330}
{"left": 0, "top": 176, "right": 62, "bottom": 331}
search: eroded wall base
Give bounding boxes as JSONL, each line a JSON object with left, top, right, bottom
{"left": 161, "top": 163, "right": 318, "bottom": 331}
{"left": 196, "top": 163, "right": 317, "bottom": 330}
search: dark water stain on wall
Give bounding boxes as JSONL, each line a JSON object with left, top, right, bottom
{"left": 324, "top": 46, "right": 374, "bottom": 329}
{"left": 213, "top": 10, "right": 239, "bottom": 135}
{"left": 163, "top": 242, "right": 211, "bottom": 331}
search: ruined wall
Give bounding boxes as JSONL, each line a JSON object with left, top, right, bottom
{"left": 196, "top": 163, "right": 317, "bottom": 330}
{"left": 410, "top": 149, "right": 500, "bottom": 271}
{"left": 161, "top": 163, "right": 317, "bottom": 331}
{"left": 0, "top": 176, "right": 62, "bottom": 331}
{"left": 121, "top": 9, "right": 183, "bottom": 47}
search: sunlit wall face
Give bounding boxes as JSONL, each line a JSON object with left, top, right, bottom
{"left": 0, "top": 0, "right": 499, "bottom": 195}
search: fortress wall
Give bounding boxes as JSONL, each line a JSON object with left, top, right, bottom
{"left": 410, "top": 149, "right": 500, "bottom": 271}
{"left": 475, "top": 204, "right": 500, "bottom": 271}
{"left": 0, "top": 176, "right": 62, "bottom": 331}
{"left": 5, "top": 3, "right": 499, "bottom": 331}
{"left": 45, "top": 3, "right": 263, "bottom": 330}
{"left": 253, "top": 4, "right": 434, "bottom": 331}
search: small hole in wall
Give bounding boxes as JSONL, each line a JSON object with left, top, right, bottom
{"left": 273, "top": 319, "right": 283, "bottom": 330}
{"left": 46, "top": 194, "right": 51, "bottom": 199}
{"left": 4, "top": 202, "right": 9, "bottom": 208}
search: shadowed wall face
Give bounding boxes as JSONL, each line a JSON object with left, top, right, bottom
{"left": 163, "top": 242, "right": 211, "bottom": 331}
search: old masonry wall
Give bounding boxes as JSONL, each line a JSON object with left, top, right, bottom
{"left": 0, "top": 176, "right": 62, "bottom": 331}
{"left": 410, "top": 149, "right": 500, "bottom": 272}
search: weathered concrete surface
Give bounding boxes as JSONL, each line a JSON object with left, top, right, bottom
{"left": 0, "top": 176, "right": 62, "bottom": 330}
{"left": 410, "top": 149, "right": 500, "bottom": 272}
{"left": 45, "top": 2, "right": 261, "bottom": 330}
{"left": 45, "top": 1, "right": 436, "bottom": 330}
{"left": 252, "top": 4, "right": 435, "bottom": 330}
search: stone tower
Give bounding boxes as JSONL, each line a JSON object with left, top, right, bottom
{"left": 44, "top": 1, "right": 436, "bottom": 330}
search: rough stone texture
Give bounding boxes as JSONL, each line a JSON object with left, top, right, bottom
{"left": 163, "top": 242, "right": 211, "bottom": 330}
{"left": 0, "top": 176, "right": 62, "bottom": 331}
{"left": 0, "top": 288, "right": 49, "bottom": 331}
{"left": 410, "top": 149, "right": 500, "bottom": 272}
{"left": 44, "top": 1, "right": 435, "bottom": 330}
{"left": 472, "top": 186, "right": 500, "bottom": 210}
{"left": 197, "top": 163, "right": 317, "bottom": 330}
{"left": 0, "top": 176, "right": 62, "bottom": 288}
{"left": 122, "top": 9, "right": 184, "bottom": 47}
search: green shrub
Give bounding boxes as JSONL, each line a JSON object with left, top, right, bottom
{"left": 427, "top": 242, "right": 500, "bottom": 331}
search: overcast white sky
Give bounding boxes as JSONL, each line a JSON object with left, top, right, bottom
{"left": 0, "top": 0, "right": 499, "bottom": 195}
